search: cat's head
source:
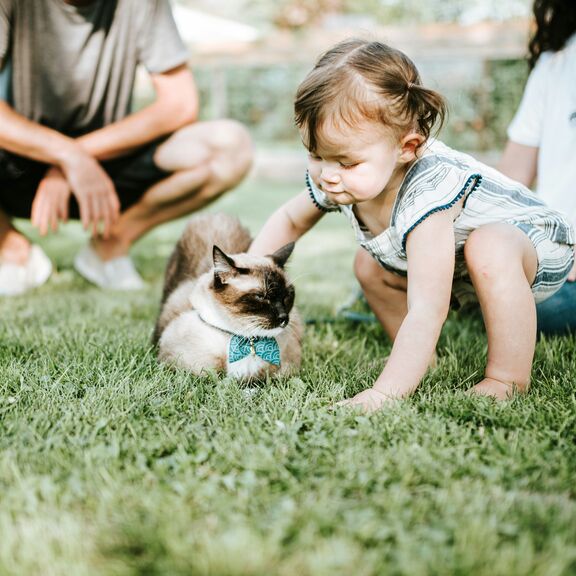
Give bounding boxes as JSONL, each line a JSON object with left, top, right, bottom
{"left": 209, "top": 243, "right": 296, "bottom": 336}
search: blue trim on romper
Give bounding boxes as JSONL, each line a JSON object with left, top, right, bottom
{"left": 401, "top": 173, "right": 483, "bottom": 250}
{"left": 305, "top": 173, "right": 334, "bottom": 213}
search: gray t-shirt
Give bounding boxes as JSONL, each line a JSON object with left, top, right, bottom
{"left": 0, "top": 0, "right": 189, "bottom": 135}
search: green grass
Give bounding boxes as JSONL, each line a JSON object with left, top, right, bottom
{"left": 1, "top": 179, "right": 576, "bottom": 576}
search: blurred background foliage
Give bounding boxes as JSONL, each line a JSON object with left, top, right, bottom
{"left": 191, "top": 60, "right": 528, "bottom": 152}
{"left": 168, "top": 0, "right": 533, "bottom": 153}
{"left": 179, "top": 0, "right": 531, "bottom": 29}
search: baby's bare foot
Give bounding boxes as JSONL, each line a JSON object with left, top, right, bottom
{"left": 467, "top": 377, "right": 523, "bottom": 400}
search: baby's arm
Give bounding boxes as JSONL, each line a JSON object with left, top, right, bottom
{"left": 343, "top": 209, "right": 456, "bottom": 411}
{"left": 249, "top": 189, "right": 326, "bottom": 255}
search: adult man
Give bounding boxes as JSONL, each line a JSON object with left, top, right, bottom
{"left": 0, "top": 0, "right": 252, "bottom": 294}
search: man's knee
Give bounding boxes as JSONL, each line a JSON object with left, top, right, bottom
{"left": 154, "top": 119, "right": 253, "bottom": 179}
{"left": 210, "top": 120, "right": 253, "bottom": 183}
{"left": 209, "top": 119, "right": 252, "bottom": 155}
{"left": 193, "top": 119, "right": 253, "bottom": 170}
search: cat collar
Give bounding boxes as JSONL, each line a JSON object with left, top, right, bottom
{"left": 197, "top": 314, "right": 281, "bottom": 366}
{"left": 228, "top": 335, "right": 280, "bottom": 366}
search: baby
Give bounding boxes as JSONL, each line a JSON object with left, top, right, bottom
{"left": 250, "top": 39, "right": 574, "bottom": 412}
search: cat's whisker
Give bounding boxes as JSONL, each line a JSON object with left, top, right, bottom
{"left": 243, "top": 319, "right": 265, "bottom": 338}
{"left": 285, "top": 271, "right": 315, "bottom": 287}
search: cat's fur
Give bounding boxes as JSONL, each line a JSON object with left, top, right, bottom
{"left": 154, "top": 213, "right": 302, "bottom": 380}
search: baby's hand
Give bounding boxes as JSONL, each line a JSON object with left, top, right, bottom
{"left": 335, "top": 387, "right": 394, "bottom": 414}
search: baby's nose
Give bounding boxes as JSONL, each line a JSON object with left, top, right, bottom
{"left": 320, "top": 165, "right": 340, "bottom": 183}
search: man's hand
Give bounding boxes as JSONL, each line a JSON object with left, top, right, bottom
{"left": 31, "top": 166, "right": 72, "bottom": 235}
{"left": 335, "top": 387, "right": 395, "bottom": 414}
{"left": 60, "top": 147, "right": 120, "bottom": 237}
{"left": 568, "top": 246, "right": 576, "bottom": 282}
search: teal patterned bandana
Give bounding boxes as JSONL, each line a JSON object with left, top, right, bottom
{"left": 228, "top": 335, "right": 281, "bottom": 366}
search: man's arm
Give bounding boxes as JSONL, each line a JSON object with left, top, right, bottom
{"left": 0, "top": 100, "right": 119, "bottom": 234}
{"left": 77, "top": 64, "right": 198, "bottom": 161}
{"left": 0, "top": 65, "right": 197, "bottom": 233}
{"left": 0, "top": 100, "right": 83, "bottom": 166}
{"left": 0, "top": 64, "right": 196, "bottom": 165}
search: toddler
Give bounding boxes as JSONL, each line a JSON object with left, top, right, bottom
{"left": 249, "top": 39, "right": 574, "bottom": 412}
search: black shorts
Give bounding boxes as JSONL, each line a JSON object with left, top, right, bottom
{"left": 0, "top": 139, "right": 171, "bottom": 218}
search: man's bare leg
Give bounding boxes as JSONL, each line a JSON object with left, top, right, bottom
{"left": 91, "top": 119, "right": 253, "bottom": 260}
{"left": 0, "top": 208, "right": 31, "bottom": 265}
{"left": 0, "top": 206, "right": 53, "bottom": 295}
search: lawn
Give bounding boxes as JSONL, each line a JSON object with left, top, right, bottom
{"left": 1, "top": 178, "right": 575, "bottom": 576}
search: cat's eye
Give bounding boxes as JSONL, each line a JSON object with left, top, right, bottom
{"left": 253, "top": 293, "right": 267, "bottom": 302}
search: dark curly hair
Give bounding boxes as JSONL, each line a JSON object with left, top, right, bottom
{"left": 528, "top": 0, "right": 576, "bottom": 69}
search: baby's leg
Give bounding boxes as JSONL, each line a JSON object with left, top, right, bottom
{"left": 463, "top": 224, "right": 538, "bottom": 399}
{"left": 354, "top": 248, "right": 408, "bottom": 341}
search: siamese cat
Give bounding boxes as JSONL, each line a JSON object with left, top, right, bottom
{"left": 154, "top": 213, "right": 302, "bottom": 380}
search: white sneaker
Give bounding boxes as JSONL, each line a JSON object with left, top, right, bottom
{"left": 74, "top": 244, "right": 145, "bottom": 291}
{"left": 0, "top": 245, "right": 53, "bottom": 296}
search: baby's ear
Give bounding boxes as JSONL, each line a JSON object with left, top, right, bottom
{"left": 400, "top": 133, "right": 425, "bottom": 162}
{"left": 269, "top": 242, "right": 295, "bottom": 268}
{"left": 213, "top": 245, "right": 236, "bottom": 285}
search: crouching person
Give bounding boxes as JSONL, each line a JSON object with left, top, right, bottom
{"left": 0, "top": 0, "right": 252, "bottom": 295}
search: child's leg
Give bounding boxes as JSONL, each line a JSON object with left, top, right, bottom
{"left": 354, "top": 248, "right": 407, "bottom": 340}
{"left": 463, "top": 224, "right": 538, "bottom": 399}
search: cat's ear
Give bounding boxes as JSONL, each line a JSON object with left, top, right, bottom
{"left": 213, "top": 245, "right": 236, "bottom": 285}
{"left": 269, "top": 242, "right": 295, "bottom": 269}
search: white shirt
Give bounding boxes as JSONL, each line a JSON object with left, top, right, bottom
{"left": 508, "top": 33, "right": 576, "bottom": 229}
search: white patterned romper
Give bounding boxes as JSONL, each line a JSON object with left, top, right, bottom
{"left": 306, "top": 140, "right": 575, "bottom": 305}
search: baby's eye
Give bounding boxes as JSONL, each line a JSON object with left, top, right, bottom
{"left": 340, "top": 162, "right": 359, "bottom": 169}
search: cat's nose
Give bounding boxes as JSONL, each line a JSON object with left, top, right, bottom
{"left": 278, "top": 314, "right": 289, "bottom": 327}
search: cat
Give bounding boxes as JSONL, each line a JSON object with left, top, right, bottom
{"left": 154, "top": 212, "right": 303, "bottom": 381}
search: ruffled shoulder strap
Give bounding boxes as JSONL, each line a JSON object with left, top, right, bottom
{"left": 305, "top": 172, "right": 341, "bottom": 213}
{"left": 393, "top": 151, "right": 482, "bottom": 249}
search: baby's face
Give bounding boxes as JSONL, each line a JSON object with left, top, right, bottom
{"left": 306, "top": 120, "right": 404, "bottom": 206}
